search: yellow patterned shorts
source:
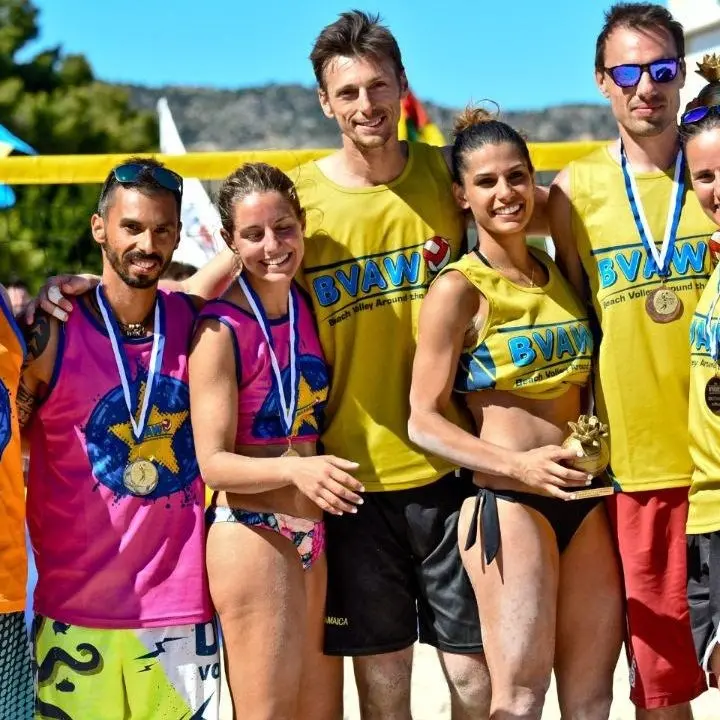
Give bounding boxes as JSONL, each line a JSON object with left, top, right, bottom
{"left": 32, "top": 615, "right": 220, "bottom": 719}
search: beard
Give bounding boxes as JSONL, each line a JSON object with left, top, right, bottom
{"left": 626, "top": 115, "right": 673, "bottom": 138}
{"left": 103, "top": 244, "right": 171, "bottom": 289}
{"left": 623, "top": 98, "right": 678, "bottom": 138}
{"left": 352, "top": 134, "right": 391, "bottom": 151}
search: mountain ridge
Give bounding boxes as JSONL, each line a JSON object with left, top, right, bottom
{"left": 123, "top": 83, "right": 618, "bottom": 150}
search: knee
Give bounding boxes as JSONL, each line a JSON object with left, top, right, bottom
{"left": 491, "top": 683, "right": 548, "bottom": 719}
{"left": 442, "top": 653, "right": 492, "bottom": 715}
{"left": 559, "top": 692, "right": 612, "bottom": 720}
{"left": 354, "top": 652, "right": 412, "bottom": 719}
{"left": 358, "top": 680, "right": 410, "bottom": 720}
{"left": 710, "top": 643, "right": 720, "bottom": 677}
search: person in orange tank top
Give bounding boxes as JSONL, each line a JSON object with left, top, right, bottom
{"left": 0, "top": 282, "right": 33, "bottom": 719}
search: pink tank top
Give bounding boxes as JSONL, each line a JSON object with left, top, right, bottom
{"left": 197, "top": 284, "right": 329, "bottom": 446}
{"left": 27, "top": 290, "right": 211, "bottom": 629}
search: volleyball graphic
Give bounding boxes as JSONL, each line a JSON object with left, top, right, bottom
{"left": 423, "top": 236, "right": 451, "bottom": 272}
{"left": 710, "top": 231, "right": 720, "bottom": 268}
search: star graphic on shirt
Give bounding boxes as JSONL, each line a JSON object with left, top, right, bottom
{"left": 109, "top": 404, "right": 188, "bottom": 474}
{"left": 290, "top": 375, "right": 326, "bottom": 436}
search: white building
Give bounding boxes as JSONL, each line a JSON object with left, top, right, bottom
{"left": 668, "top": 0, "right": 720, "bottom": 105}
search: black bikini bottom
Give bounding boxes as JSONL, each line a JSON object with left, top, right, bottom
{"left": 465, "top": 487, "right": 602, "bottom": 564}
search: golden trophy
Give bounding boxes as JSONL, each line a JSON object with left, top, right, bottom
{"left": 562, "top": 415, "right": 614, "bottom": 499}
{"left": 695, "top": 54, "right": 720, "bottom": 105}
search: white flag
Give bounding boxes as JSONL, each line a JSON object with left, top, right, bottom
{"left": 158, "top": 98, "right": 223, "bottom": 268}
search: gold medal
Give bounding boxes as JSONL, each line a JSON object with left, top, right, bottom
{"left": 705, "top": 376, "right": 720, "bottom": 415}
{"left": 645, "top": 286, "right": 683, "bottom": 323}
{"left": 710, "top": 231, "right": 720, "bottom": 269}
{"left": 123, "top": 459, "right": 159, "bottom": 496}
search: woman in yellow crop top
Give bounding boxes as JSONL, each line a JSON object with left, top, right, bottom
{"left": 409, "top": 108, "right": 622, "bottom": 719}
{"left": 681, "top": 79, "right": 720, "bottom": 679}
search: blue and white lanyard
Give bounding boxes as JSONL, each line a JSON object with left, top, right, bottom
{"left": 620, "top": 143, "right": 685, "bottom": 278}
{"left": 96, "top": 285, "right": 165, "bottom": 441}
{"left": 237, "top": 276, "right": 299, "bottom": 436}
{"left": 705, "top": 273, "right": 720, "bottom": 364}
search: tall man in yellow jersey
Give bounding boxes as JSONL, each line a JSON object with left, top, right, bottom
{"left": 549, "top": 4, "right": 714, "bottom": 717}
{"left": 292, "top": 11, "right": 489, "bottom": 719}
{"left": 0, "top": 283, "right": 33, "bottom": 719}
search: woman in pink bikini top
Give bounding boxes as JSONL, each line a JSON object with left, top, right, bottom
{"left": 189, "top": 163, "right": 363, "bottom": 719}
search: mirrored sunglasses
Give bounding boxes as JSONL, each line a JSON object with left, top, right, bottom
{"left": 112, "top": 162, "right": 183, "bottom": 195}
{"left": 681, "top": 104, "right": 720, "bottom": 126}
{"left": 604, "top": 58, "right": 679, "bottom": 88}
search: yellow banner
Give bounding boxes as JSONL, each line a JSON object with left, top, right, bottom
{"left": 0, "top": 142, "right": 608, "bottom": 184}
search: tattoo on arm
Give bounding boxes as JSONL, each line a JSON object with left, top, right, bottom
{"left": 16, "top": 377, "right": 45, "bottom": 429}
{"left": 18, "top": 313, "right": 52, "bottom": 429}
{"left": 23, "top": 313, "right": 51, "bottom": 363}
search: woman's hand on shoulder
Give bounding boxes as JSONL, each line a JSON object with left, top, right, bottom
{"left": 286, "top": 455, "right": 363, "bottom": 515}
{"left": 509, "top": 445, "right": 592, "bottom": 499}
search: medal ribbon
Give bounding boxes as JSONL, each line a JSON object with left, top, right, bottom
{"left": 238, "top": 276, "right": 299, "bottom": 437}
{"left": 620, "top": 143, "right": 685, "bottom": 277}
{"left": 96, "top": 286, "right": 166, "bottom": 442}
{"left": 705, "top": 272, "right": 720, "bottom": 364}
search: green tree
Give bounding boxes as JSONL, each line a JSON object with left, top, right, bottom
{"left": 0, "top": 0, "right": 157, "bottom": 289}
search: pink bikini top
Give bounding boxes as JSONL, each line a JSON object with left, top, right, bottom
{"left": 196, "top": 285, "right": 329, "bottom": 446}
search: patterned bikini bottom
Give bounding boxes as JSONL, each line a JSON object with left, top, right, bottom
{"left": 206, "top": 505, "right": 325, "bottom": 571}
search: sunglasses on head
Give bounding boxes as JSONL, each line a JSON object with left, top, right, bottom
{"left": 681, "top": 104, "right": 720, "bottom": 126}
{"left": 603, "top": 58, "right": 679, "bottom": 88}
{"left": 110, "top": 162, "right": 184, "bottom": 197}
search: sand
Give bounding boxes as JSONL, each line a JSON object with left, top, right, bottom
{"left": 219, "top": 642, "right": 719, "bottom": 718}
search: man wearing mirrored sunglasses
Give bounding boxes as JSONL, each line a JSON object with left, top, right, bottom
{"left": 549, "top": 3, "right": 715, "bottom": 718}
{"left": 18, "top": 157, "right": 236, "bottom": 719}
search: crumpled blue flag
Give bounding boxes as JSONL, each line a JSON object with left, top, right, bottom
{"left": 0, "top": 123, "right": 36, "bottom": 209}
{"left": 0, "top": 184, "right": 15, "bottom": 209}
{"left": 0, "top": 124, "right": 36, "bottom": 157}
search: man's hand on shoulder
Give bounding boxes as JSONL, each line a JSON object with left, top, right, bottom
{"left": 24, "top": 274, "right": 100, "bottom": 325}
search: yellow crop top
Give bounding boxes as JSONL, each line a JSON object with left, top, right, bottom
{"left": 444, "top": 249, "right": 593, "bottom": 399}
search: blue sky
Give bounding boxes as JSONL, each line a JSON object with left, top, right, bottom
{"left": 24, "top": 0, "right": 667, "bottom": 111}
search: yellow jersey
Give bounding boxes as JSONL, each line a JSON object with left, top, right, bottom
{"left": 570, "top": 145, "right": 715, "bottom": 492}
{"left": 445, "top": 249, "right": 592, "bottom": 399}
{"left": 0, "top": 292, "right": 26, "bottom": 614}
{"left": 688, "top": 262, "right": 720, "bottom": 533}
{"left": 294, "top": 142, "right": 468, "bottom": 491}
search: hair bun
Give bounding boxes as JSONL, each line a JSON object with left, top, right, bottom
{"left": 453, "top": 103, "right": 500, "bottom": 136}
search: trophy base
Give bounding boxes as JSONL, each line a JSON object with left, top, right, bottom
{"left": 570, "top": 479, "right": 614, "bottom": 500}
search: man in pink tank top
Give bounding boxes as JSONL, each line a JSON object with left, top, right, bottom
{"left": 17, "top": 158, "right": 231, "bottom": 719}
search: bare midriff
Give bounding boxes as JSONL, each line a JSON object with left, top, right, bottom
{"left": 212, "top": 440, "right": 322, "bottom": 521}
{"left": 465, "top": 385, "right": 582, "bottom": 493}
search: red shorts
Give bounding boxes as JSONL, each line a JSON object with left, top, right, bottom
{"left": 607, "top": 487, "right": 707, "bottom": 710}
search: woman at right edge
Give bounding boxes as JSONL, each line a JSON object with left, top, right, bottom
{"left": 682, "top": 66, "right": 720, "bottom": 688}
{"left": 409, "top": 107, "right": 623, "bottom": 720}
